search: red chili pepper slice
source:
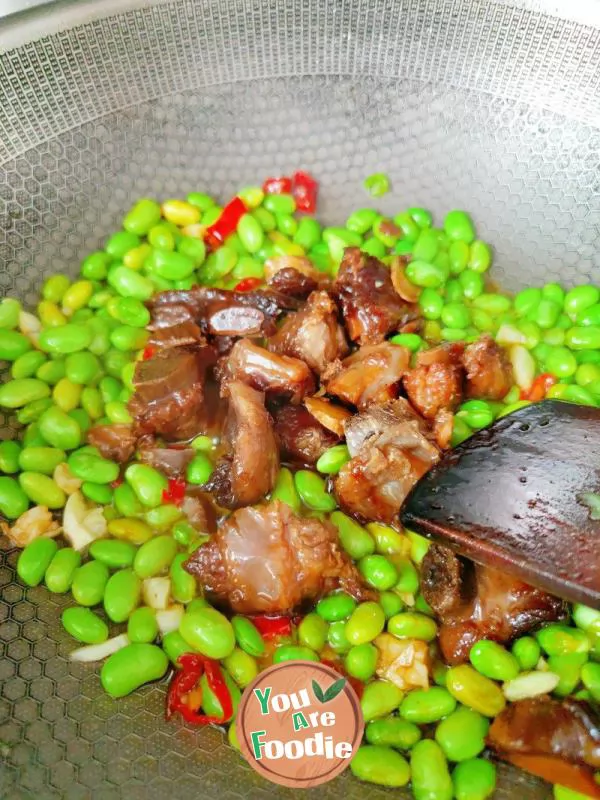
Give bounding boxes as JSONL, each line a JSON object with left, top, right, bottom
{"left": 262, "top": 176, "right": 293, "bottom": 195}
{"left": 204, "top": 196, "right": 247, "bottom": 250}
{"left": 292, "top": 170, "right": 318, "bottom": 213}
{"left": 161, "top": 477, "right": 186, "bottom": 507}
{"left": 520, "top": 372, "right": 557, "bottom": 402}
{"left": 166, "top": 653, "right": 233, "bottom": 726}
{"left": 234, "top": 277, "right": 262, "bottom": 292}
{"left": 249, "top": 614, "right": 293, "bottom": 639}
{"left": 142, "top": 345, "right": 155, "bottom": 361}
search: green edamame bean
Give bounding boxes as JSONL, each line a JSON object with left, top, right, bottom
{"left": 0, "top": 298, "right": 22, "bottom": 329}
{"left": 393, "top": 212, "right": 419, "bottom": 241}
{"left": 388, "top": 612, "right": 437, "bottom": 642}
{"left": 125, "top": 463, "right": 167, "bottom": 508}
{"left": 67, "top": 451, "right": 119, "bottom": 484}
{"left": 412, "top": 228, "right": 439, "bottom": 261}
{"left": 390, "top": 333, "right": 423, "bottom": 351}
{"left": 316, "top": 592, "right": 357, "bottom": 622}
{"left": 394, "top": 559, "right": 420, "bottom": 594}
{"left": 236, "top": 213, "right": 264, "bottom": 253}
{"left": 80, "top": 388, "right": 104, "bottom": 420}
{"left": 366, "top": 716, "right": 421, "bottom": 750}
{"left": 350, "top": 745, "right": 410, "bottom": 787}
{"left": 170, "top": 554, "right": 197, "bottom": 603}
{"left": 565, "top": 326, "right": 600, "bottom": 350}
{"left": 0, "top": 441, "right": 22, "bottom": 474}
{"left": 346, "top": 208, "right": 378, "bottom": 235}
{"left": 411, "top": 740, "right": 453, "bottom": 800}
{"left": 400, "top": 687, "right": 456, "bottom": 724}
{"left": 293, "top": 217, "right": 322, "bottom": 250}
{"left": 359, "top": 554, "right": 398, "bottom": 590}
{"left": 62, "top": 607, "right": 108, "bottom": 644}
{"left": 36, "top": 359, "right": 66, "bottom": 385}
{"left": 179, "top": 606, "right": 235, "bottom": 659}
{"left": 0, "top": 378, "right": 50, "bottom": 409}
{"left": 361, "top": 238, "right": 387, "bottom": 259}
{"left": 458, "top": 269, "right": 484, "bottom": 300}
{"left": 435, "top": 707, "right": 489, "bottom": 761}
{"left": 581, "top": 661, "right": 600, "bottom": 701}
{"left": 71, "top": 560, "right": 109, "bottom": 607}
{"left": 89, "top": 539, "right": 136, "bottom": 569}
{"left": 379, "top": 591, "right": 405, "bottom": 619}
{"left": 327, "top": 620, "right": 351, "bottom": 653}
{"left": 446, "top": 665, "right": 506, "bottom": 717}
{"left": 144, "top": 504, "right": 183, "bottom": 532}
{"left": 127, "top": 607, "right": 158, "bottom": 643}
{"left": 564, "top": 285, "right": 600, "bottom": 318}
{"left": 231, "top": 616, "right": 266, "bottom": 657}
{"left": 419, "top": 288, "right": 444, "bottom": 319}
{"left": 19, "top": 472, "right": 65, "bottom": 509}
{"left": 200, "top": 669, "right": 240, "bottom": 720}
{"left": 360, "top": 680, "right": 403, "bottom": 722}
{"left": 441, "top": 303, "right": 471, "bottom": 329}
{"left": 298, "top": 613, "right": 328, "bottom": 652}
{"left": 39, "top": 406, "right": 82, "bottom": 450}
{"left": 81, "top": 251, "right": 111, "bottom": 280}
{"left": 444, "top": 280, "right": 464, "bottom": 304}
{"left": 468, "top": 240, "right": 492, "bottom": 273}
{"left": 38, "top": 324, "right": 93, "bottom": 355}
{"left": 270, "top": 467, "right": 301, "bottom": 512}
{"left": 108, "top": 266, "right": 154, "bottom": 301}
{"left": 548, "top": 653, "right": 587, "bottom": 696}
{"left": 17, "top": 445, "right": 63, "bottom": 476}
{"left": 452, "top": 758, "right": 496, "bottom": 800}
{"left": 103, "top": 569, "right": 142, "bottom": 622}
{"left": 22, "top": 423, "right": 46, "bottom": 448}
{"left": 0, "top": 330, "right": 32, "bottom": 362}
{"left": 330, "top": 511, "right": 374, "bottom": 559}
{"left": 133, "top": 535, "right": 177, "bottom": 579}
{"left": 573, "top": 604, "right": 600, "bottom": 631}
{"left": 65, "top": 352, "right": 101, "bottom": 385}
{"left": 344, "top": 643, "right": 378, "bottom": 681}
{"left": 407, "top": 207, "right": 432, "bottom": 228}
{"left": 62, "top": 280, "right": 93, "bottom": 313}
{"left": 113, "top": 483, "right": 143, "bottom": 517}
{"left": 264, "top": 193, "right": 296, "bottom": 215}
{"left": 536, "top": 624, "right": 590, "bottom": 656}
{"left": 448, "top": 240, "right": 469, "bottom": 275}
{"left": 44, "top": 547, "right": 81, "bottom": 593}
{"left": 162, "top": 630, "right": 190, "bottom": 665}
{"left": 444, "top": 209, "right": 476, "bottom": 243}
{"left": 17, "top": 538, "right": 59, "bottom": 586}
{"left": 346, "top": 602, "right": 385, "bottom": 645}
{"left": 546, "top": 346, "right": 578, "bottom": 377}
{"left": 81, "top": 481, "right": 113, "bottom": 505}
{"left": 511, "top": 636, "right": 541, "bottom": 671}
{"left": 106, "top": 230, "right": 141, "bottom": 259}
{"left": 101, "top": 643, "right": 168, "bottom": 698}
{"left": 105, "top": 400, "right": 132, "bottom": 424}
{"left": 223, "top": 648, "right": 259, "bottom": 688}
{"left": 52, "top": 378, "right": 82, "bottom": 412}
{"left": 11, "top": 350, "right": 46, "bottom": 380}
{"left": 123, "top": 199, "right": 161, "bottom": 236}
{"left": 470, "top": 640, "right": 520, "bottom": 681}
{"left": 186, "top": 453, "right": 213, "bottom": 485}
{"left": 294, "top": 470, "right": 336, "bottom": 511}
{"left": 315, "top": 444, "right": 350, "bottom": 475}
{"left": 272, "top": 644, "right": 319, "bottom": 663}
{"left": 99, "top": 376, "right": 122, "bottom": 404}
{"left": 406, "top": 260, "right": 448, "bottom": 289}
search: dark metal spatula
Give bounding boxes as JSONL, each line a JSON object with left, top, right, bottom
{"left": 401, "top": 400, "right": 600, "bottom": 608}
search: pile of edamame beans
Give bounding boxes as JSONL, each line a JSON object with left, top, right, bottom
{"left": 2, "top": 185, "right": 600, "bottom": 800}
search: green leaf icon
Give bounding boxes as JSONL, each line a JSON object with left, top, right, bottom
{"left": 312, "top": 679, "right": 325, "bottom": 703}
{"left": 323, "top": 677, "right": 346, "bottom": 702}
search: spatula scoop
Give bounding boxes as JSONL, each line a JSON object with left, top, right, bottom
{"left": 401, "top": 400, "right": 600, "bottom": 608}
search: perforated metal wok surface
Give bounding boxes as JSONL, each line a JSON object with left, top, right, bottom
{"left": 0, "top": 1, "right": 599, "bottom": 797}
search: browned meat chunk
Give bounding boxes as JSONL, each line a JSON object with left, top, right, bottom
{"left": 325, "top": 342, "right": 410, "bottom": 409}
{"left": 220, "top": 339, "right": 315, "bottom": 403}
{"left": 149, "top": 320, "right": 203, "bottom": 350}
{"left": 87, "top": 424, "right": 137, "bottom": 463}
{"left": 203, "top": 381, "right": 279, "bottom": 509}
{"left": 268, "top": 267, "right": 319, "bottom": 299}
{"left": 149, "top": 286, "right": 298, "bottom": 338}
{"left": 181, "top": 489, "right": 217, "bottom": 534}
{"left": 488, "top": 697, "right": 600, "bottom": 770}
{"left": 335, "top": 399, "right": 440, "bottom": 524}
{"left": 128, "top": 347, "right": 217, "bottom": 441}
{"left": 138, "top": 446, "right": 195, "bottom": 479}
{"left": 463, "top": 335, "right": 513, "bottom": 400}
{"left": 273, "top": 405, "right": 339, "bottom": 465}
{"left": 432, "top": 408, "right": 454, "bottom": 449}
{"left": 270, "top": 290, "right": 349, "bottom": 375}
{"left": 421, "top": 544, "right": 567, "bottom": 664}
{"left": 184, "top": 500, "right": 366, "bottom": 614}
{"left": 403, "top": 343, "right": 465, "bottom": 420}
{"left": 334, "top": 247, "right": 418, "bottom": 345}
